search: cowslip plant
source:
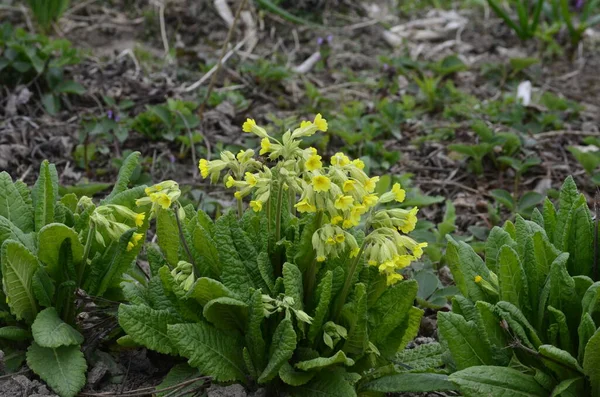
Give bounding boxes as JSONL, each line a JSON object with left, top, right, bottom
{"left": 0, "top": 152, "right": 152, "bottom": 397}
{"left": 438, "top": 176, "right": 600, "bottom": 396}
{"left": 117, "top": 115, "right": 452, "bottom": 395}
{"left": 487, "top": 0, "right": 545, "bottom": 40}
{"left": 26, "top": 0, "right": 70, "bottom": 32}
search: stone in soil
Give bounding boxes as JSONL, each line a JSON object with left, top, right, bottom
{"left": 0, "top": 375, "right": 58, "bottom": 397}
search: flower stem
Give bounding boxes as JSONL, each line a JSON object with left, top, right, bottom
{"left": 332, "top": 241, "right": 366, "bottom": 322}
{"left": 275, "top": 180, "right": 284, "bottom": 242}
{"left": 77, "top": 222, "right": 95, "bottom": 288}
{"left": 303, "top": 211, "right": 324, "bottom": 302}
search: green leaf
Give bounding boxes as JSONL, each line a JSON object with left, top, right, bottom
{"left": 53, "top": 80, "right": 86, "bottom": 95}
{"left": 554, "top": 176, "right": 579, "bottom": 250}
{"left": 538, "top": 345, "right": 583, "bottom": 380}
{"left": 496, "top": 301, "right": 542, "bottom": 349}
{"left": 283, "top": 262, "right": 303, "bottom": 311}
{"left": 498, "top": 245, "right": 528, "bottom": 311}
{"left": 42, "top": 93, "right": 60, "bottom": 115}
{"left": 296, "top": 351, "right": 355, "bottom": 371}
{"left": 567, "top": 203, "right": 593, "bottom": 277}
{"left": 485, "top": 227, "right": 516, "bottom": 273}
{"left": 438, "top": 311, "right": 494, "bottom": 370}
{"left": 0, "top": 172, "right": 34, "bottom": 232}
{"left": 279, "top": 362, "right": 315, "bottom": 386}
{"left": 191, "top": 222, "right": 221, "bottom": 278}
{"left": 32, "top": 160, "right": 58, "bottom": 232}
{"left": 26, "top": 343, "right": 87, "bottom": 397}
{"left": 168, "top": 322, "right": 247, "bottom": 382}
{"left": 157, "top": 208, "right": 180, "bottom": 267}
{"left": 188, "top": 277, "right": 238, "bottom": 306}
{"left": 246, "top": 289, "right": 267, "bottom": 373}
{"left": 491, "top": 189, "right": 515, "bottom": 211}
{"left": 203, "top": 297, "right": 248, "bottom": 331}
{"left": 0, "top": 326, "right": 31, "bottom": 341}
{"left": 343, "top": 283, "right": 368, "bottom": 356}
{"left": 293, "top": 368, "right": 357, "bottom": 397}
{"left": 548, "top": 253, "right": 581, "bottom": 334}
{"left": 445, "top": 236, "right": 490, "bottom": 302}
{"left": 155, "top": 363, "right": 203, "bottom": 397}
{"left": 578, "top": 313, "right": 596, "bottom": 363}
{"left": 1, "top": 240, "right": 38, "bottom": 323}
{"left": 309, "top": 271, "right": 333, "bottom": 344}
{"left": 551, "top": 378, "right": 583, "bottom": 397}
{"left": 474, "top": 301, "right": 511, "bottom": 365}
{"left": 32, "top": 267, "right": 55, "bottom": 307}
{"left": 543, "top": 198, "right": 557, "bottom": 243}
{"left": 584, "top": 329, "right": 600, "bottom": 396}
{"left": 103, "top": 151, "right": 141, "bottom": 202}
{"left": 362, "top": 373, "right": 456, "bottom": 393}
{"left": 369, "top": 280, "right": 418, "bottom": 345}
{"left": 394, "top": 342, "right": 444, "bottom": 371}
{"left": 0, "top": 215, "right": 34, "bottom": 251}
{"left": 118, "top": 304, "right": 179, "bottom": 355}
{"left": 547, "top": 306, "right": 574, "bottom": 355}
{"left": 380, "top": 306, "right": 424, "bottom": 358}
{"left": 31, "top": 308, "right": 83, "bottom": 348}
{"left": 258, "top": 318, "right": 296, "bottom": 384}
{"left": 449, "top": 366, "right": 549, "bottom": 397}
{"left": 37, "top": 223, "right": 84, "bottom": 279}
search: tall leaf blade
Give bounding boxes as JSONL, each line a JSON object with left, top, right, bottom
{"left": 583, "top": 329, "right": 600, "bottom": 395}
{"left": 1, "top": 240, "right": 39, "bottom": 323}
{"left": 0, "top": 172, "right": 34, "bottom": 233}
{"left": 438, "top": 311, "right": 494, "bottom": 370}
{"left": 103, "top": 151, "right": 140, "bottom": 203}
{"left": 498, "top": 245, "right": 528, "bottom": 312}
{"left": 118, "top": 304, "right": 179, "bottom": 355}
{"left": 445, "top": 236, "right": 490, "bottom": 302}
{"left": 32, "top": 160, "right": 58, "bottom": 232}
{"left": 258, "top": 318, "right": 296, "bottom": 384}
{"left": 449, "top": 366, "right": 548, "bottom": 396}
{"left": 168, "top": 322, "right": 247, "bottom": 382}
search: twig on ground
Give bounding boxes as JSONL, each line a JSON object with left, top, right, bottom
{"left": 535, "top": 130, "right": 600, "bottom": 139}
{"left": 159, "top": 1, "right": 169, "bottom": 57}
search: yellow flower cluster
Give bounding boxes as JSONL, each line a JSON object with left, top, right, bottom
{"left": 90, "top": 204, "right": 145, "bottom": 251}
{"left": 197, "top": 114, "right": 427, "bottom": 285}
{"left": 135, "top": 181, "right": 181, "bottom": 213}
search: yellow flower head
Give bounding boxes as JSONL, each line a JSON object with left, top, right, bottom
{"left": 334, "top": 195, "right": 354, "bottom": 211}
{"left": 245, "top": 172, "right": 258, "bottom": 187}
{"left": 342, "top": 219, "right": 353, "bottom": 229}
{"left": 326, "top": 237, "right": 336, "bottom": 245}
{"left": 335, "top": 234, "right": 345, "bottom": 243}
{"left": 474, "top": 275, "right": 483, "bottom": 283}
{"left": 132, "top": 232, "right": 144, "bottom": 245}
{"left": 300, "top": 120, "right": 312, "bottom": 128}
{"left": 250, "top": 200, "right": 263, "bottom": 212}
{"left": 392, "top": 183, "right": 406, "bottom": 203}
{"left": 127, "top": 242, "right": 135, "bottom": 251}
{"left": 343, "top": 180, "right": 356, "bottom": 192}
{"left": 349, "top": 247, "right": 361, "bottom": 258}
{"left": 317, "top": 255, "right": 327, "bottom": 262}
{"left": 364, "top": 176, "right": 380, "bottom": 193}
{"left": 199, "top": 159, "right": 209, "bottom": 178}
{"left": 412, "top": 242, "right": 428, "bottom": 259}
{"left": 152, "top": 193, "right": 172, "bottom": 210}
{"left": 295, "top": 199, "right": 317, "bottom": 213}
{"left": 331, "top": 215, "right": 343, "bottom": 225}
{"left": 312, "top": 175, "right": 331, "bottom": 192}
{"left": 260, "top": 138, "right": 271, "bottom": 155}
{"left": 352, "top": 158, "right": 365, "bottom": 170}
{"left": 234, "top": 191, "right": 243, "bottom": 200}
{"left": 305, "top": 154, "right": 323, "bottom": 171}
{"left": 242, "top": 118, "right": 257, "bottom": 133}
{"left": 307, "top": 147, "right": 318, "bottom": 155}
{"left": 314, "top": 113, "right": 328, "bottom": 131}
{"left": 225, "top": 175, "right": 236, "bottom": 188}
{"left": 134, "top": 212, "right": 145, "bottom": 227}
{"left": 386, "top": 272, "right": 404, "bottom": 286}
{"left": 362, "top": 194, "right": 378, "bottom": 208}
{"left": 394, "top": 254, "right": 414, "bottom": 269}
{"left": 331, "top": 152, "right": 350, "bottom": 166}
{"left": 399, "top": 207, "right": 418, "bottom": 234}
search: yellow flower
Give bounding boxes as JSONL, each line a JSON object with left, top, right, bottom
{"left": 127, "top": 242, "right": 135, "bottom": 251}
{"left": 352, "top": 158, "right": 365, "bottom": 170}
{"left": 199, "top": 159, "right": 209, "bottom": 178}
{"left": 392, "top": 183, "right": 406, "bottom": 203}
{"left": 412, "top": 242, "right": 428, "bottom": 259}
{"left": 152, "top": 193, "right": 171, "bottom": 209}
{"left": 295, "top": 199, "right": 316, "bottom": 213}
{"left": 234, "top": 191, "right": 243, "bottom": 200}
{"left": 300, "top": 120, "right": 312, "bottom": 128}
{"left": 378, "top": 260, "right": 396, "bottom": 273}
{"left": 245, "top": 172, "right": 258, "bottom": 187}
{"left": 326, "top": 237, "right": 336, "bottom": 245}
{"left": 335, "top": 234, "right": 345, "bottom": 243}
{"left": 394, "top": 255, "right": 414, "bottom": 269}
{"left": 331, "top": 215, "right": 343, "bottom": 225}
{"left": 305, "top": 154, "right": 323, "bottom": 171}
{"left": 334, "top": 195, "right": 354, "bottom": 211}
{"left": 225, "top": 175, "right": 235, "bottom": 188}
{"left": 307, "top": 147, "right": 318, "bottom": 155}
{"left": 134, "top": 212, "right": 145, "bottom": 227}
{"left": 250, "top": 200, "right": 263, "bottom": 212}
{"left": 474, "top": 275, "right": 483, "bottom": 283}
{"left": 342, "top": 219, "right": 353, "bottom": 229}
{"left": 399, "top": 207, "right": 418, "bottom": 233}
{"left": 343, "top": 180, "right": 356, "bottom": 192}
{"left": 386, "top": 272, "right": 404, "bottom": 286}
{"left": 362, "top": 194, "right": 378, "bottom": 208}
{"left": 312, "top": 175, "right": 331, "bottom": 192}
{"left": 317, "top": 255, "right": 327, "bottom": 262}
{"left": 349, "top": 247, "right": 360, "bottom": 258}
{"left": 260, "top": 138, "right": 271, "bottom": 155}
{"left": 242, "top": 118, "right": 257, "bottom": 133}
{"left": 132, "top": 232, "right": 144, "bottom": 245}
{"left": 368, "top": 259, "right": 378, "bottom": 266}
{"left": 314, "top": 113, "right": 328, "bottom": 131}
{"left": 364, "top": 176, "right": 380, "bottom": 193}
{"left": 331, "top": 152, "right": 350, "bottom": 166}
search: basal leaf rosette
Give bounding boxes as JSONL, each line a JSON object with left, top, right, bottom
{"left": 198, "top": 114, "right": 426, "bottom": 286}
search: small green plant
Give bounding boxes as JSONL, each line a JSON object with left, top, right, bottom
{"left": 26, "top": 0, "right": 70, "bottom": 31}
{"left": 131, "top": 98, "right": 200, "bottom": 143}
{"left": 568, "top": 139, "right": 600, "bottom": 183}
{"left": 0, "top": 153, "right": 151, "bottom": 397}
{"left": 448, "top": 120, "right": 521, "bottom": 175}
{"left": 489, "top": 188, "right": 545, "bottom": 218}
{"left": 487, "top": 0, "right": 545, "bottom": 40}
{"left": 117, "top": 115, "right": 451, "bottom": 395}
{"left": 438, "top": 176, "right": 600, "bottom": 396}
{"left": 0, "top": 23, "right": 83, "bottom": 115}
{"left": 552, "top": 0, "right": 600, "bottom": 49}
